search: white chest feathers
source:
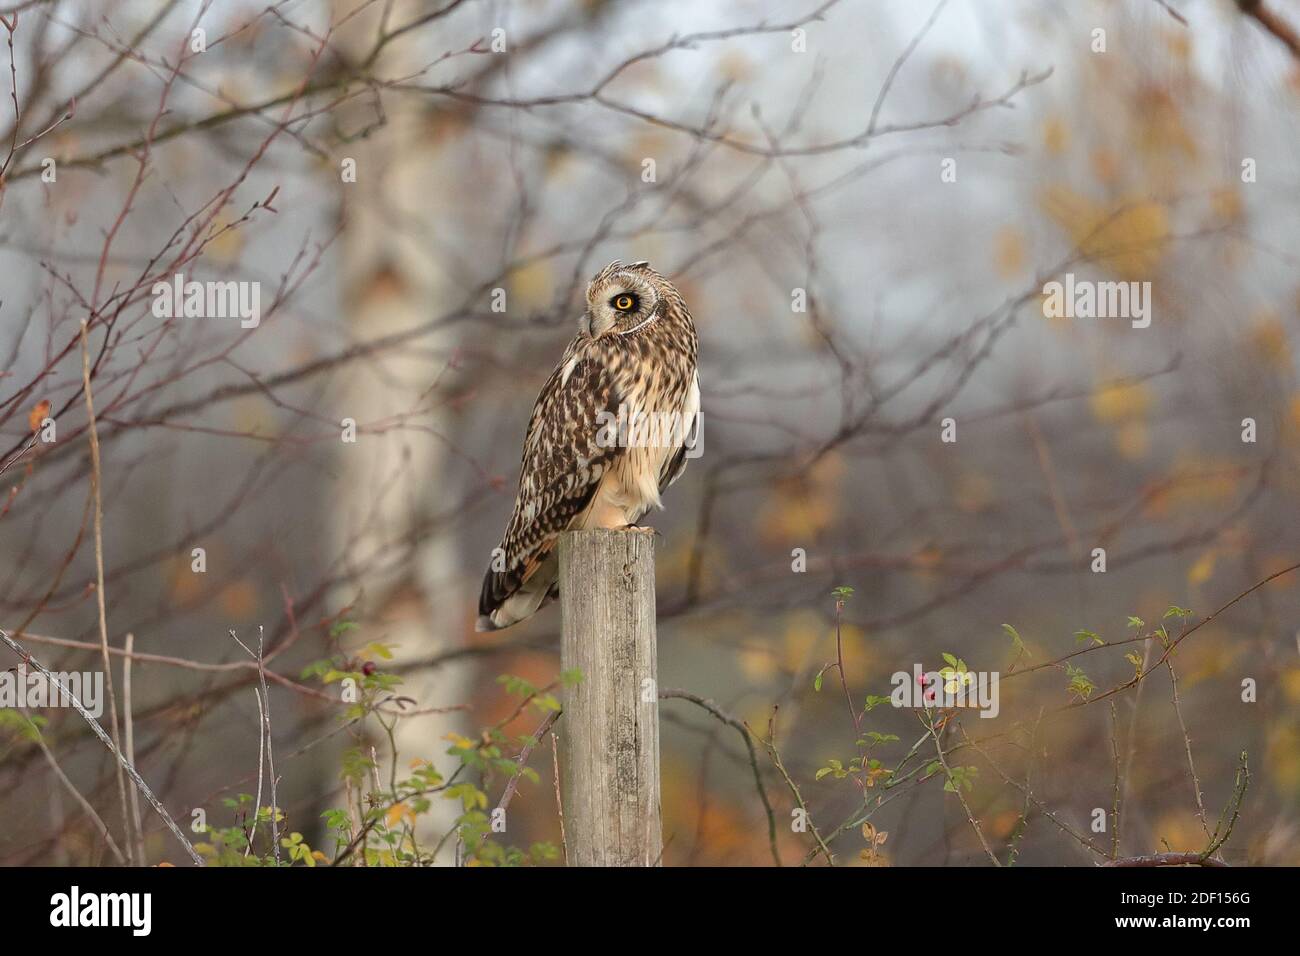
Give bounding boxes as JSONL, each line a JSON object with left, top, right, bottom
{"left": 589, "top": 371, "right": 699, "bottom": 527}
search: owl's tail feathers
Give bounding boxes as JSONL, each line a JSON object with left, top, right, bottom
{"left": 476, "top": 565, "right": 514, "bottom": 631}
{"left": 476, "top": 560, "right": 558, "bottom": 631}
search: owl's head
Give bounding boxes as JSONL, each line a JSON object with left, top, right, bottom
{"left": 582, "top": 260, "right": 667, "bottom": 339}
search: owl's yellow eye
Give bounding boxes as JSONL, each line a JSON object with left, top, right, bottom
{"left": 612, "top": 294, "right": 637, "bottom": 312}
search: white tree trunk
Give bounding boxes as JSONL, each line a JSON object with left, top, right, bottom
{"left": 331, "top": 0, "right": 471, "bottom": 857}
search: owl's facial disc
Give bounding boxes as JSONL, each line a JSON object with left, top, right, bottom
{"left": 585, "top": 271, "right": 658, "bottom": 338}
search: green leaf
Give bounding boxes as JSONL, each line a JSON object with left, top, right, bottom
{"left": 862, "top": 731, "right": 899, "bottom": 744}
{"left": 1002, "top": 623, "right": 1026, "bottom": 653}
{"left": 1065, "top": 663, "right": 1095, "bottom": 700}
{"left": 329, "top": 620, "right": 359, "bottom": 638}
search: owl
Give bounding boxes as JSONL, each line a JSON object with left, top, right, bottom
{"left": 477, "top": 260, "right": 701, "bottom": 631}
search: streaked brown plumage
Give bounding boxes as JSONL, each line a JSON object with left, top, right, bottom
{"left": 477, "top": 260, "right": 700, "bottom": 631}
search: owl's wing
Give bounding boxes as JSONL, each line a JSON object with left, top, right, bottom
{"left": 657, "top": 370, "right": 701, "bottom": 494}
{"left": 479, "top": 345, "right": 622, "bottom": 620}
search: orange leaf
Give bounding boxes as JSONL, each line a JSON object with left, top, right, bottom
{"left": 28, "top": 400, "right": 50, "bottom": 433}
{"left": 384, "top": 802, "right": 409, "bottom": 828}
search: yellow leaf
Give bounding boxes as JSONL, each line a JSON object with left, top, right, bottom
{"left": 1249, "top": 312, "right": 1291, "bottom": 368}
{"left": 169, "top": 555, "right": 205, "bottom": 605}
{"left": 1150, "top": 810, "right": 1204, "bottom": 853}
{"left": 509, "top": 260, "right": 553, "bottom": 311}
{"left": 954, "top": 472, "right": 993, "bottom": 514}
{"left": 1210, "top": 186, "right": 1243, "bottom": 223}
{"left": 1133, "top": 87, "right": 1198, "bottom": 160}
{"left": 1187, "top": 551, "right": 1216, "bottom": 587}
{"left": 717, "top": 51, "right": 753, "bottom": 83}
{"left": 1090, "top": 380, "right": 1151, "bottom": 424}
{"left": 219, "top": 579, "right": 258, "bottom": 620}
{"left": 1165, "top": 30, "right": 1192, "bottom": 61}
{"left": 1143, "top": 455, "right": 1241, "bottom": 517}
{"left": 757, "top": 454, "right": 843, "bottom": 543}
{"left": 1174, "top": 633, "right": 1242, "bottom": 688}
{"left": 1267, "top": 724, "right": 1300, "bottom": 795}
{"left": 782, "top": 614, "right": 822, "bottom": 673}
{"left": 832, "top": 624, "right": 876, "bottom": 685}
{"left": 384, "top": 802, "right": 407, "bottom": 828}
{"left": 993, "top": 227, "right": 1026, "bottom": 279}
{"left": 206, "top": 211, "right": 246, "bottom": 266}
{"left": 738, "top": 645, "right": 778, "bottom": 682}
{"left": 1040, "top": 186, "right": 1168, "bottom": 280}
{"left": 1041, "top": 117, "right": 1068, "bottom": 156}
{"left": 1280, "top": 668, "right": 1300, "bottom": 705}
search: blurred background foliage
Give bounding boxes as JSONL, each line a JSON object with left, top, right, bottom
{"left": 0, "top": 0, "right": 1298, "bottom": 865}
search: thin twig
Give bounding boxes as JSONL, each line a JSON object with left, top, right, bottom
{"left": 958, "top": 720, "right": 1105, "bottom": 862}
{"left": 756, "top": 707, "right": 833, "bottom": 865}
{"left": 21, "top": 706, "right": 127, "bottom": 864}
{"left": 867, "top": 0, "right": 949, "bottom": 135}
{"left": 1204, "top": 751, "right": 1250, "bottom": 860}
{"left": 1167, "top": 658, "right": 1213, "bottom": 849}
{"left": 1109, "top": 701, "right": 1122, "bottom": 859}
{"left": 244, "top": 686, "right": 266, "bottom": 859}
{"left": 495, "top": 709, "right": 560, "bottom": 815}
{"left": 1237, "top": 0, "right": 1300, "bottom": 60}
{"left": 921, "top": 712, "right": 1000, "bottom": 866}
{"left": 1151, "top": 0, "right": 1188, "bottom": 27}
{"left": 1103, "top": 852, "right": 1227, "bottom": 867}
{"left": 79, "top": 319, "right": 133, "bottom": 865}
{"left": 660, "top": 688, "right": 782, "bottom": 866}
{"left": 0, "top": 627, "right": 203, "bottom": 864}
{"left": 231, "top": 626, "right": 280, "bottom": 863}
{"left": 551, "top": 730, "right": 567, "bottom": 867}
{"left": 122, "top": 631, "right": 146, "bottom": 865}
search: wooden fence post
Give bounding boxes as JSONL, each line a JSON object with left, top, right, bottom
{"left": 558, "top": 529, "right": 662, "bottom": 866}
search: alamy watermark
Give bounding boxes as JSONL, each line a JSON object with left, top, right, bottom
{"left": 0, "top": 665, "right": 104, "bottom": 717}
{"left": 1042, "top": 272, "right": 1151, "bottom": 329}
{"left": 595, "top": 404, "right": 703, "bottom": 459}
{"left": 151, "top": 273, "right": 262, "bottom": 329}
{"left": 50, "top": 886, "right": 150, "bottom": 936}
{"left": 890, "top": 661, "right": 1000, "bottom": 718}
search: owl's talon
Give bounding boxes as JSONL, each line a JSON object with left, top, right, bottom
{"left": 621, "top": 523, "right": 659, "bottom": 536}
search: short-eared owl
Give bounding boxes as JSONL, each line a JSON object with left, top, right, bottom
{"left": 477, "top": 260, "right": 700, "bottom": 631}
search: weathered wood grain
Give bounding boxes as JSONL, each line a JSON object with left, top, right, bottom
{"left": 558, "top": 529, "right": 662, "bottom": 866}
